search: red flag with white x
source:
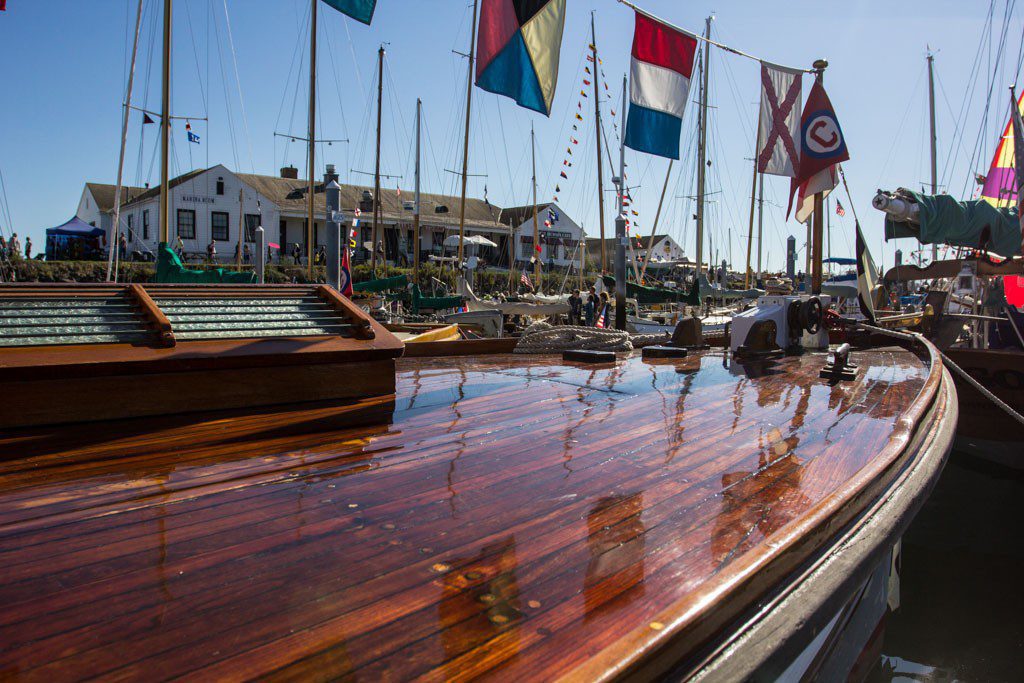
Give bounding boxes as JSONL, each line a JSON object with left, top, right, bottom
{"left": 757, "top": 62, "right": 802, "bottom": 177}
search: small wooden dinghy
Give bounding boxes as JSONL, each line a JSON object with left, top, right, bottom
{"left": 0, "top": 320, "right": 956, "bottom": 680}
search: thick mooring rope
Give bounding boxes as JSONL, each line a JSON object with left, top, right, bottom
{"left": 513, "top": 322, "right": 667, "bottom": 354}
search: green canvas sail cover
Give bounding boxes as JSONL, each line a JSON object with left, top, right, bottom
{"left": 353, "top": 274, "right": 408, "bottom": 293}
{"left": 884, "top": 190, "right": 1023, "bottom": 259}
{"left": 601, "top": 275, "right": 701, "bottom": 305}
{"left": 155, "top": 244, "right": 255, "bottom": 284}
{"left": 410, "top": 284, "right": 463, "bottom": 313}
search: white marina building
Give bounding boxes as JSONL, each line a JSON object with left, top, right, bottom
{"left": 75, "top": 164, "right": 584, "bottom": 269}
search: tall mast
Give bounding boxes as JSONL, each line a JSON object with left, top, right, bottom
{"left": 159, "top": 0, "right": 172, "bottom": 246}
{"left": 744, "top": 114, "right": 760, "bottom": 289}
{"left": 618, "top": 74, "right": 642, "bottom": 283}
{"left": 756, "top": 170, "right": 764, "bottom": 280}
{"left": 617, "top": 75, "right": 626, "bottom": 216}
{"left": 810, "top": 59, "right": 828, "bottom": 295}
{"left": 306, "top": 0, "right": 317, "bottom": 277}
{"left": 371, "top": 45, "right": 384, "bottom": 273}
{"left": 695, "top": 16, "right": 712, "bottom": 277}
{"left": 639, "top": 160, "right": 672, "bottom": 285}
{"left": 457, "top": 0, "right": 480, "bottom": 267}
{"left": 927, "top": 50, "right": 938, "bottom": 262}
{"left": 591, "top": 12, "right": 607, "bottom": 272}
{"left": 413, "top": 97, "right": 421, "bottom": 285}
{"left": 826, "top": 194, "right": 832, "bottom": 264}
{"left": 107, "top": 0, "right": 144, "bottom": 282}
{"left": 531, "top": 123, "right": 541, "bottom": 285}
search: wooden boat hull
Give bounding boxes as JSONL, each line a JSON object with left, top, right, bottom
{"left": 0, "top": 340, "right": 955, "bottom": 681}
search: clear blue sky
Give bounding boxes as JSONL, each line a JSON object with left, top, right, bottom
{"left": 0, "top": 0, "right": 1019, "bottom": 269}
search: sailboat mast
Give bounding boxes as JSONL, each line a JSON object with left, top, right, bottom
{"left": 457, "top": 0, "right": 480, "bottom": 268}
{"left": 306, "top": 0, "right": 317, "bottom": 277}
{"left": 810, "top": 59, "right": 828, "bottom": 295}
{"left": 694, "top": 16, "right": 711, "bottom": 277}
{"left": 927, "top": 50, "right": 938, "bottom": 262}
{"left": 591, "top": 13, "right": 607, "bottom": 273}
{"left": 159, "top": 0, "right": 172, "bottom": 246}
{"left": 638, "top": 160, "right": 672, "bottom": 284}
{"left": 618, "top": 75, "right": 642, "bottom": 283}
{"left": 744, "top": 113, "right": 760, "bottom": 289}
{"left": 532, "top": 124, "right": 541, "bottom": 285}
{"left": 413, "top": 97, "right": 421, "bottom": 285}
{"left": 756, "top": 171, "right": 764, "bottom": 280}
{"left": 618, "top": 75, "right": 626, "bottom": 215}
{"left": 107, "top": 0, "right": 144, "bottom": 282}
{"left": 371, "top": 45, "right": 384, "bottom": 273}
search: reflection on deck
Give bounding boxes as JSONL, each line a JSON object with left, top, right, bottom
{"left": 0, "top": 348, "right": 929, "bottom": 681}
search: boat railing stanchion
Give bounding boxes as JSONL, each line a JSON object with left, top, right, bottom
{"left": 326, "top": 179, "right": 341, "bottom": 290}
{"left": 615, "top": 214, "right": 627, "bottom": 330}
{"left": 255, "top": 226, "right": 266, "bottom": 284}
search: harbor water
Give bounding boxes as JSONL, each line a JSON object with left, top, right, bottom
{"left": 871, "top": 450, "right": 1024, "bottom": 682}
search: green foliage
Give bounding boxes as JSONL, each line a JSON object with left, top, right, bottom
{"left": 14, "top": 259, "right": 599, "bottom": 295}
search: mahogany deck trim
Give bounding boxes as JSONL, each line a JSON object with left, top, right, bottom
{"left": 573, "top": 334, "right": 953, "bottom": 681}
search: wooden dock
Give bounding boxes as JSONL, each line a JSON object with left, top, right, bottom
{"left": 0, "top": 347, "right": 952, "bottom": 681}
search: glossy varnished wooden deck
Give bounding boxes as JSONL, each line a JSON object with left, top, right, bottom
{"left": 0, "top": 348, "right": 936, "bottom": 681}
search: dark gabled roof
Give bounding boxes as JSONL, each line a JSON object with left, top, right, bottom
{"left": 238, "top": 173, "right": 505, "bottom": 229}
{"left": 118, "top": 166, "right": 506, "bottom": 230}
{"left": 119, "top": 169, "right": 206, "bottom": 206}
{"left": 86, "top": 183, "right": 149, "bottom": 213}
{"left": 498, "top": 204, "right": 548, "bottom": 228}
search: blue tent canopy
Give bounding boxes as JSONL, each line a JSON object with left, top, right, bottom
{"left": 823, "top": 257, "right": 856, "bottom": 265}
{"left": 46, "top": 216, "right": 105, "bottom": 238}
{"left": 45, "top": 216, "right": 107, "bottom": 260}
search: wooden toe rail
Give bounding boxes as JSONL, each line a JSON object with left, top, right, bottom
{"left": 317, "top": 285, "right": 376, "bottom": 340}
{"left": 127, "top": 284, "right": 175, "bottom": 347}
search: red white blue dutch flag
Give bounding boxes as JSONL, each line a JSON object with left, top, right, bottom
{"left": 623, "top": 11, "right": 698, "bottom": 160}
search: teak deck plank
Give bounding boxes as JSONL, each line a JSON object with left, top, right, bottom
{"left": 0, "top": 348, "right": 939, "bottom": 681}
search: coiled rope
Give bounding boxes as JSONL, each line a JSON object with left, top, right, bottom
{"left": 513, "top": 322, "right": 668, "bottom": 354}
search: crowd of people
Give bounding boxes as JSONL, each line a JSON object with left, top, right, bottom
{"left": 0, "top": 233, "right": 32, "bottom": 260}
{"left": 566, "top": 287, "right": 611, "bottom": 327}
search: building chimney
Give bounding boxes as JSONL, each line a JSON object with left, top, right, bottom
{"left": 280, "top": 165, "right": 299, "bottom": 180}
{"left": 324, "top": 164, "right": 339, "bottom": 184}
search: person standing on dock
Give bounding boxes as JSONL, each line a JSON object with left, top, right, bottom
{"left": 174, "top": 235, "right": 184, "bottom": 259}
{"left": 243, "top": 243, "right": 251, "bottom": 265}
{"left": 118, "top": 232, "right": 127, "bottom": 261}
{"left": 568, "top": 289, "right": 582, "bottom": 325}
{"left": 584, "top": 294, "right": 596, "bottom": 327}
{"left": 24, "top": 237, "right": 31, "bottom": 260}
{"left": 207, "top": 239, "right": 217, "bottom": 263}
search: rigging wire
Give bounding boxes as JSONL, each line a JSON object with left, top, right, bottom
{"left": 960, "top": 0, "right": 1016, "bottom": 201}
{"left": 940, "top": 0, "right": 996, "bottom": 193}
{"left": 220, "top": 0, "right": 255, "bottom": 173}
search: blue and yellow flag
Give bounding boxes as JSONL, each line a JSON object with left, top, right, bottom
{"left": 475, "top": 0, "right": 566, "bottom": 116}
{"left": 322, "top": 0, "right": 376, "bottom": 25}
